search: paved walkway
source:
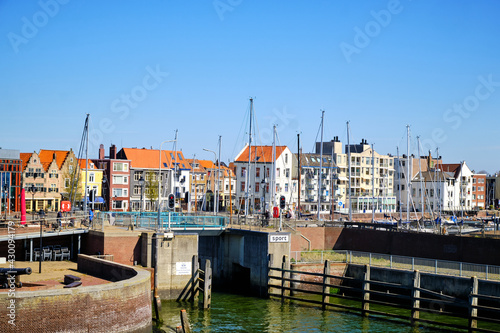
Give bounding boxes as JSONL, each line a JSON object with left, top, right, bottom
{"left": 0, "top": 261, "right": 109, "bottom": 291}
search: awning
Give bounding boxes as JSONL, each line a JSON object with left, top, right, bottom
{"left": 338, "top": 176, "right": 348, "bottom": 181}
{"left": 84, "top": 196, "right": 105, "bottom": 203}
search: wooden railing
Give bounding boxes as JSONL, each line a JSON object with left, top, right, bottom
{"left": 268, "top": 256, "right": 500, "bottom": 332}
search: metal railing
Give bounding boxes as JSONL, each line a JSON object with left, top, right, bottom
{"left": 94, "top": 211, "right": 227, "bottom": 230}
{"left": 291, "top": 250, "right": 500, "bottom": 281}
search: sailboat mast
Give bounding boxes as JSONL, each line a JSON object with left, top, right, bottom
{"left": 417, "top": 136, "right": 424, "bottom": 224}
{"left": 173, "top": 129, "right": 178, "bottom": 212}
{"left": 317, "top": 110, "right": 324, "bottom": 221}
{"left": 297, "top": 133, "right": 301, "bottom": 219}
{"left": 347, "top": 121, "right": 352, "bottom": 222}
{"left": 371, "top": 143, "right": 375, "bottom": 223}
{"left": 271, "top": 125, "right": 276, "bottom": 209}
{"left": 436, "top": 147, "right": 441, "bottom": 221}
{"left": 84, "top": 114, "right": 89, "bottom": 219}
{"left": 397, "top": 146, "right": 402, "bottom": 223}
{"left": 245, "top": 98, "right": 253, "bottom": 216}
{"left": 406, "top": 125, "right": 410, "bottom": 223}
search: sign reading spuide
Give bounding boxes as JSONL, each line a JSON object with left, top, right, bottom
{"left": 176, "top": 262, "right": 191, "bottom": 275}
{"left": 270, "top": 234, "right": 289, "bottom": 243}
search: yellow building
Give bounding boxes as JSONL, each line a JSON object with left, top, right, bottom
{"left": 78, "top": 159, "right": 104, "bottom": 210}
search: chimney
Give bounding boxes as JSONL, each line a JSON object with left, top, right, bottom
{"left": 110, "top": 145, "right": 117, "bottom": 159}
{"left": 99, "top": 144, "right": 105, "bottom": 160}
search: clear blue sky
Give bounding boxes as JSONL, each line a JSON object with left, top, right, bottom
{"left": 1, "top": 0, "right": 499, "bottom": 173}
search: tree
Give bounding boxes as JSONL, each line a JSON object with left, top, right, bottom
{"left": 145, "top": 170, "right": 159, "bottom": 210}
{"left": 62, "top": 159, "right": 83, "bottom": 206}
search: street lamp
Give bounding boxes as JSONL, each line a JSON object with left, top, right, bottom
{"left": 203, "top": 148, "right": 218, "bottom": 216}
{"left": 3, "top": 183, "right": 7, "bottom": 219}
{"left": 139, "top": 176, "right": 145, "bottom": 216}
{"left": 28, "top": 185, "right": 42, "bottom": 273}
{"left": 158, "top": 139, "right": 175, "bottom": 232}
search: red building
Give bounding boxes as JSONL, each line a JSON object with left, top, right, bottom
{"left": 0, "top": 149, "right": 22, "bottom": 214}
{"left": 95, "top": 144, "right": 131, "bottom": 212}
{"left": 472, "top": 173, "right": 487, "bottom": 209}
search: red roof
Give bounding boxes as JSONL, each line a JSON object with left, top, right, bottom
{"left": 38, "top": 150, "right": 70, "bottom": 170}
{"left": 119, "top": 148, "right": 190, "bottom": 170}
{"left": 439, "top": 163, "right": 461, "bottom": 179}
{"left": 20, "top": 153, "right": 33, "bottom": 171}
{"left": 235, "top": 145, "right": 287, "bottom": 163}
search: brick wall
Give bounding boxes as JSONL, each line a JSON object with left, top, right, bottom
{"left": 82, "top": 231, "right": 142, "bottom": 266}
{"left": 0, "top": 255, "right": 152, "bottom": 332}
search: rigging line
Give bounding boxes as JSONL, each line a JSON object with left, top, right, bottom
{"left": 311, "top": 114, "right": 323, "bottom": 153}
{"left": 230, "top": 101, "right": 251, "bottom": 162}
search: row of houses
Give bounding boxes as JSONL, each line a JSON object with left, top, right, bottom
{"left": 0, "top": 138, "right": 499, "bottom": 217}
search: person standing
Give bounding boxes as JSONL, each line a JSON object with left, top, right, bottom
{"left": 89, "top": 208, "right": 94, "bottom": 228}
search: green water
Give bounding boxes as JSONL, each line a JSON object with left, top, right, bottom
{"left": 157, "top": 292, "right": 447, "bottom": 333}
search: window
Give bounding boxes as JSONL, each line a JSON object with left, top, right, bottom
{"left": 285, "top": 154, "right": 288, "bottom": 163}
{"left": 134, "top": 172, "right": 143, "bottom": 181}
{"left": 277, "top": 168, "right": 280, "bottom": 177}
{"left": 285, "top": 169, "right": 290, "bottom": 178}
{"left": 256, "top": 168, "right": 260, "bottom": 178}
{"left": 89, "top": 172, "right": 95, "bottom": 182}
{"left": 113, "top": 162, "right": 127, "bottom": 171}
{"left": 266, "top": 168, "right": 270, "bottom": 177}
{"left": 133, "top": 185, "right": 141, "bottom": 195}
{"left": 112, "top": 188, "right": 128, "bottom": 197}
{"left": 241, "top": 167, "right": 246, "bottom": 177}
{"left": 285, "top": 183, "right": 289, "bottom": 192}
{"left": 113, "top": 175, "right": 128, "bottom": 184}
{"left": 255, "top": 183, "right": 260, "bottom": 193}
{"left": 241, "top": 181, "right": 245, "bottom": 192}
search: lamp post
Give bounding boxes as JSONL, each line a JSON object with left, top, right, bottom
{"left": 3, "top": 183, "right": 7, "bottom": 219}
{"left": 203, "top": 148, "right": 218, "bottom": 216}
{"left": 139, "top": 175, "right": 145, "bottom": 217}
{"left": 158, "top": 140, "right": 175, "bottom": 232}
{"left": 29, "top": 185, "right": 42, "bottom": 273}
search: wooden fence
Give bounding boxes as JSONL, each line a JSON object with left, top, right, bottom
{"left": 268, "top": 255, "right": 500, "bottom": 333}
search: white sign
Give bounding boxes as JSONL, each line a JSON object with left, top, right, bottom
{"left": 176, "top": 262, "right": 192, "bottom": 275}
{"left": 270, "top": 234, "right": 289, "bottom": 243}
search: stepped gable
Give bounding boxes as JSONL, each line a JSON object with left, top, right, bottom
{"left": 20, "top": 152, "right": 33, "bottom": 171}
{"left": 38, "top": 149, "right": 70, "bottom": 170}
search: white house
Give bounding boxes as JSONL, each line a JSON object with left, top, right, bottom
{"left": 233, "top": 145, "right": 296, "bottom": 214}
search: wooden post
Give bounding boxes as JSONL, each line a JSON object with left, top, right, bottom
{"left": 322, "top": 260, "right": 331, "bottom": 310}
{"left": 469, "top": 276, "right": 478, "bottom": 331}
{"left": 267, "top": 253, "right": 274, "bottom": 297}
{"left": 180, "top": 309, "right": 191, "bottom": 333}
{"left": 411, "top": 270, "right": 420, "bottom": 325}
{"left": 362, "top": 265, "right": 370, "bottom": 316}
{"left": 203, "top": 259, "right": 212, "bottom": 309}
{"left": 281, "top": 255, "right": 289, "bottom": 301}
{"left": 191, "top": 255, "right": 199, "bottom": 302}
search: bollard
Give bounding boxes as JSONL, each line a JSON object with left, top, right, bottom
{"left": 180, "top": 309, "right": 191, "bottom": 333}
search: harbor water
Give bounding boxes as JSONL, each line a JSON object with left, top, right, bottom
{"left": 157, "top": 292, "right": 446, "bottom": 332}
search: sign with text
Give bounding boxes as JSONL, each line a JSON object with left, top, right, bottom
{"left": 269, "top": 234, "right": 289, "bottom": 243}
{"left": 60, "top": 201, "right": 71, "bottom": 212}
{"left": 175, "top": 262, "right": 192, "bottom": 275}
